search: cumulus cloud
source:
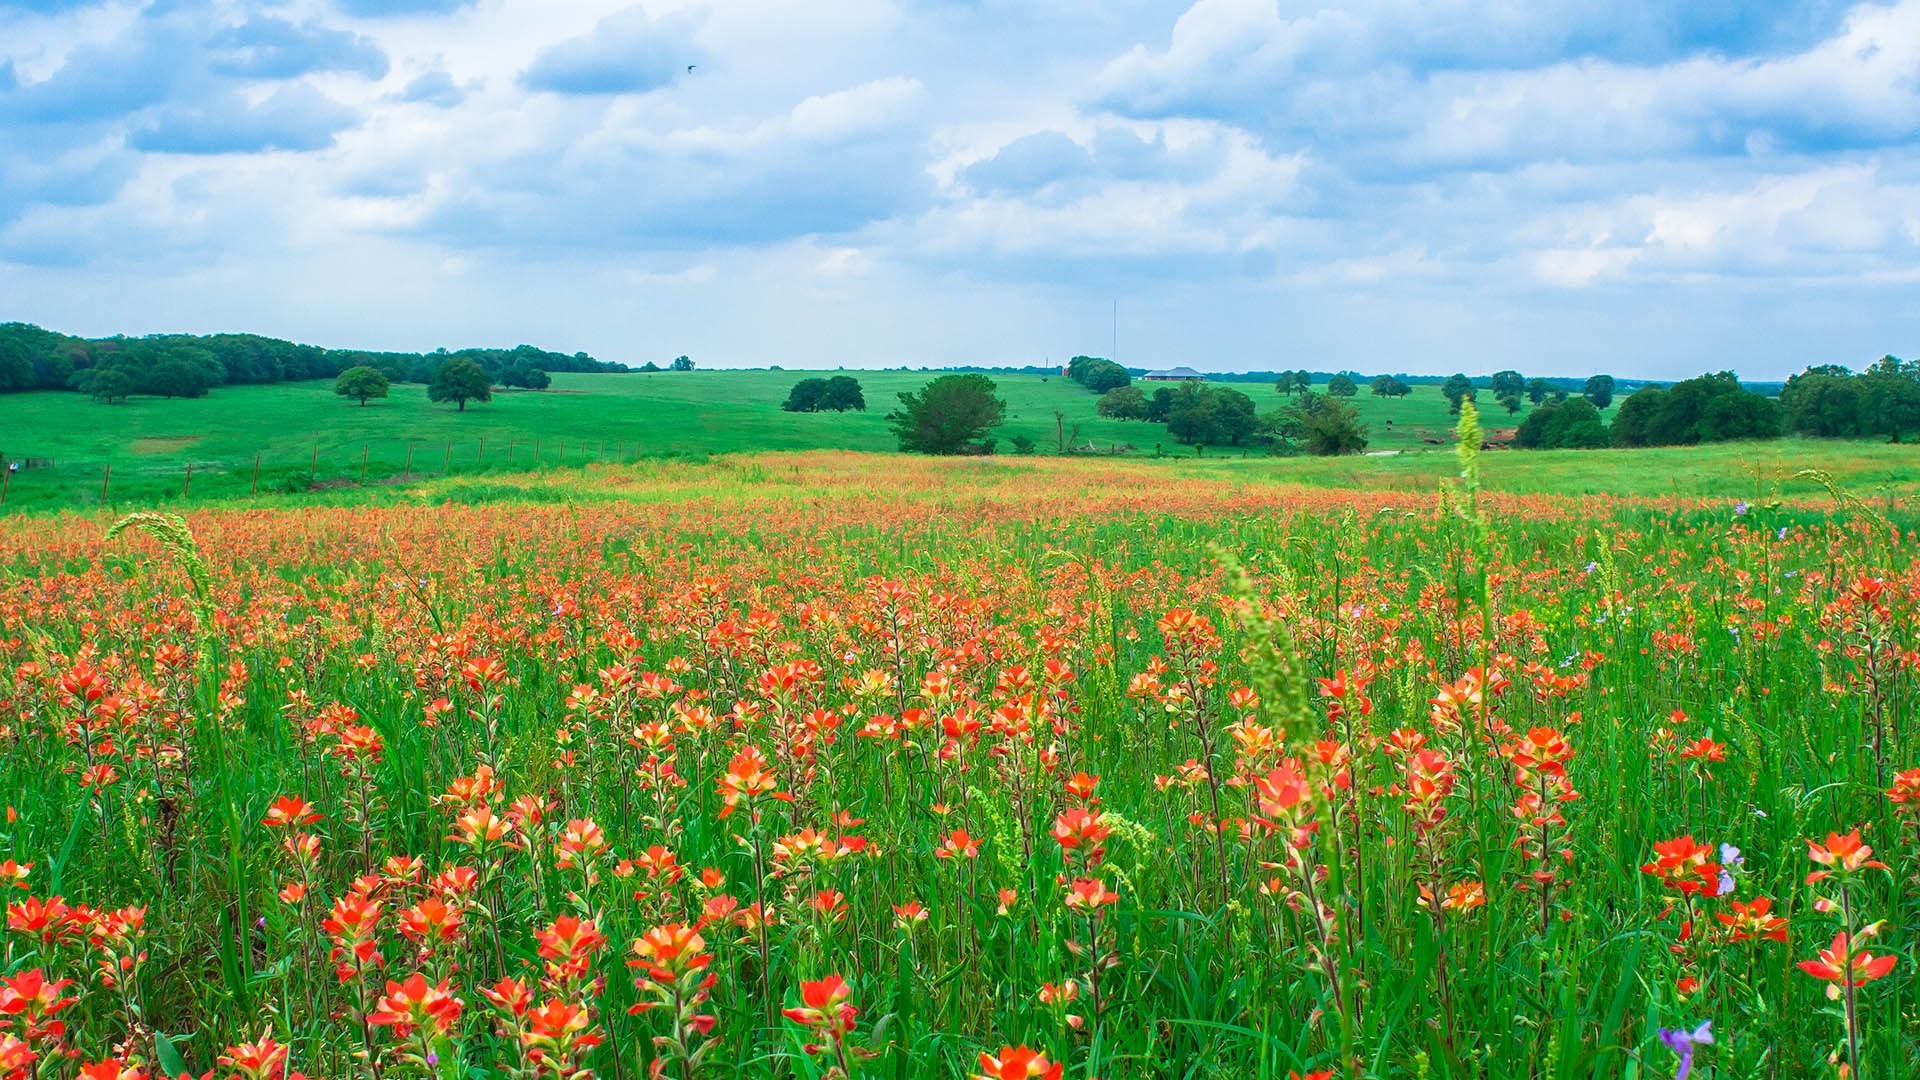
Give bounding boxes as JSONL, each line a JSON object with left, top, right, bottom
{"left": 519, "top": 6, "right": 702, "bottom": 96}
{"left": 207, "top": 17, "right": 388, "bottom": 81}
{"left": 961, "top": 132, "right": 1094, "bottom": 194}
{"left": 396, "top": 68, "right": 465, "bottom": 107}
{"left": 416, "top": 76, "right": 931, "bottom": 249}
{"left": 131, "top": 84, "right": 362, "bottom": 154}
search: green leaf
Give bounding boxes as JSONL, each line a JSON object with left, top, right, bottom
{"left": 154, "top": 1031, "right": 192, "bottom": 1078}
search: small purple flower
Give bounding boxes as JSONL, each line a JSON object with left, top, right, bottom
{"left": 1716, "top": 843, "right": 1743, "bottom": 895}
{"left": 1733, "top": 500, "right": 1749, "bottom": 515}
{"left": 1658, "top": 1020, "right": 1713, "bottom": 1080}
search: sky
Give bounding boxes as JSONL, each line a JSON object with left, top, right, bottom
{"left": 2, "top": 0, "right": 1919, "bottom": 378}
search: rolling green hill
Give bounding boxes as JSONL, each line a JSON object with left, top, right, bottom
{"left": 5, "top": 367, "right": 1902, "bottom": 513}
{"left": 0, "top": 370, "right": 1526, "bottom": 508}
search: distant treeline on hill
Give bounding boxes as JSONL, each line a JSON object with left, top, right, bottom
{"left": 909, "top": 361, "right": 1682, "bottom": 394}
{"left": 0, "top": 322, "right": 626, "bottom": 398}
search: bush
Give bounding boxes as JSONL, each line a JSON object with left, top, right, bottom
{"left": 1326, "top": 374, "right": 1357, "bottom": 397}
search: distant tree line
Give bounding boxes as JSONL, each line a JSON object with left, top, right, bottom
{"left": 1098, "top": 381, "right": 1367, "bottom": 456}
{"left": 1, "top": 322, "right": 625, "bottom": 399}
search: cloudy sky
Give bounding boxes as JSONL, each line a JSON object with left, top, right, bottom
{"left": 3, "top": 0, "right": 1919, "bottom": 377}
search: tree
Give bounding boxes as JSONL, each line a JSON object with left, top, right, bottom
{"left": 1490, "top": 370, "right": 1526, "bottom": 401}
{"left": 889, "top": 374, "right": 1005, "bottom": 454}
{"left": 821, "top": 375, "right": 865, "bottom": 411}
{"left": 1276, "top": 371, "right": 1299, "bottom": 397}
{"left": 146, "top": 358, "right": 215, "bottom": 398}
{"left": 786, "top": 376, "right": 865, "bottom": 412}
{"left": 783, "top": 378, "right": 829, "bottom": 413}
{"left": 1610, "top": 387, "right": 1666, "bottom": 447}
{"left": 1583, "top": 374, "right": 1615, "bottom": 410}
{"left": 1441, "top": 373, "right": 1476, "bottom": 414}
{"left": 1068, "top": 357, "right": 1130, "bottom": 394}
{"left": 335, "top": 365, "right": 390, "bottom": 407}
{"left": 1300, "top": 397, "right": 1368, "bottom": 455}
{"left": 499, "top": 366, "right": 551, "bottom": 390}
{"left": 429, "top": 357, "right": 493, "bottom": 412}
{"left": 1781, "top": 370, "right": 1864, "bottom": 437}
{"left": 1145, "top": 387, "right": 1174, "bottom": 423}
{"left": 1165, "top": 384, "right": 1217, "bottom": 445}
{"left": 1498, "top": 392, "right": 1524, "bottom": 415}
{"left": 670, "top": 355, "right": 694, "bottom": 371}
{"left": 88, "top": 368, "right": 133, "bottom": 405}
{"left": 1611, "top": 373, "right": 1776, "bottom": 447}
{"left": 1861, "top": 373, "right": 1920, "bottom": 441}
{"left": 1369, "top": 374, "right": 1410, "bottom": 397}
{"left": 1096, "top": 385, "right": 1148, "bottom": 420}
{"left": 1326, "top": 374, "right": 1357, "bottom": 397}
{"left": 1526, "top": 377, "right": 1552, "bottom": 404}
{"left": 1165, "top": 385, "right": 1258, "bottom": 445}
{"left": 640, "top": 361, "right": 662, "bottom": 372}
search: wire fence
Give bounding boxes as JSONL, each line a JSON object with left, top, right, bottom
{"left": 0, "top": 431, "right": 676, "bottom": 512}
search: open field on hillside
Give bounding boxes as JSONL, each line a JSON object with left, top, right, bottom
{"left": 0, "top": 371, "right": 1619, "bottom": 511}
{"left": 1, "top": 448, "right": 1918, "bottom": 1078}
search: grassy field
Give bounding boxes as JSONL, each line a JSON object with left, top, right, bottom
{"left": 0, "top": 445, "right": 1915, "bottom": 1079}
{"left": 0, "top": 371, "right": 1611, "bottom": 511}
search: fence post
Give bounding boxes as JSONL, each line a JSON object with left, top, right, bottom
{"left": 406, "top": 442, "right": 415, "bottom": 473}
{"left": 251, "top": 453, "right": 260, "bottom": 495}
{"left": 183, "top": 463, "right": 192, "bottom": 498}
{"left": 444, "top": 443, "right": 452, "bottom": 473}
{"left": 311, "top": 441, "right": 319, "bottom": 478}
{"left": 477, "top": 437, "right": 485, "bottom": 463}
{"left": 509, "top": 438, "right": 516, "bottom": 462}
{"left": 1, "top": 464, "right": 9, "bottom": 506}
{"left": 535, "top": 438, "right": 541, "bottom": 460}
{"left": 360, "top": 444, "right": 369, "bottom": 483}
{"left": 101, "top": 464, "right": 111, "bottom": 504}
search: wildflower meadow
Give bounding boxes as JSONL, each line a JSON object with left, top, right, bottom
{"left": 0, "top": 422, "right": 1915, "bottom": 1079}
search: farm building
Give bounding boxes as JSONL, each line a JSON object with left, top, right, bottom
{"left": 1142, "top": 366, "right": 1206, "bottom": 382}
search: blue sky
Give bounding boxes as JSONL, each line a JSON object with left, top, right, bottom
{"left": 1, "top": 0, "right": 1917, "bottom": 377}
